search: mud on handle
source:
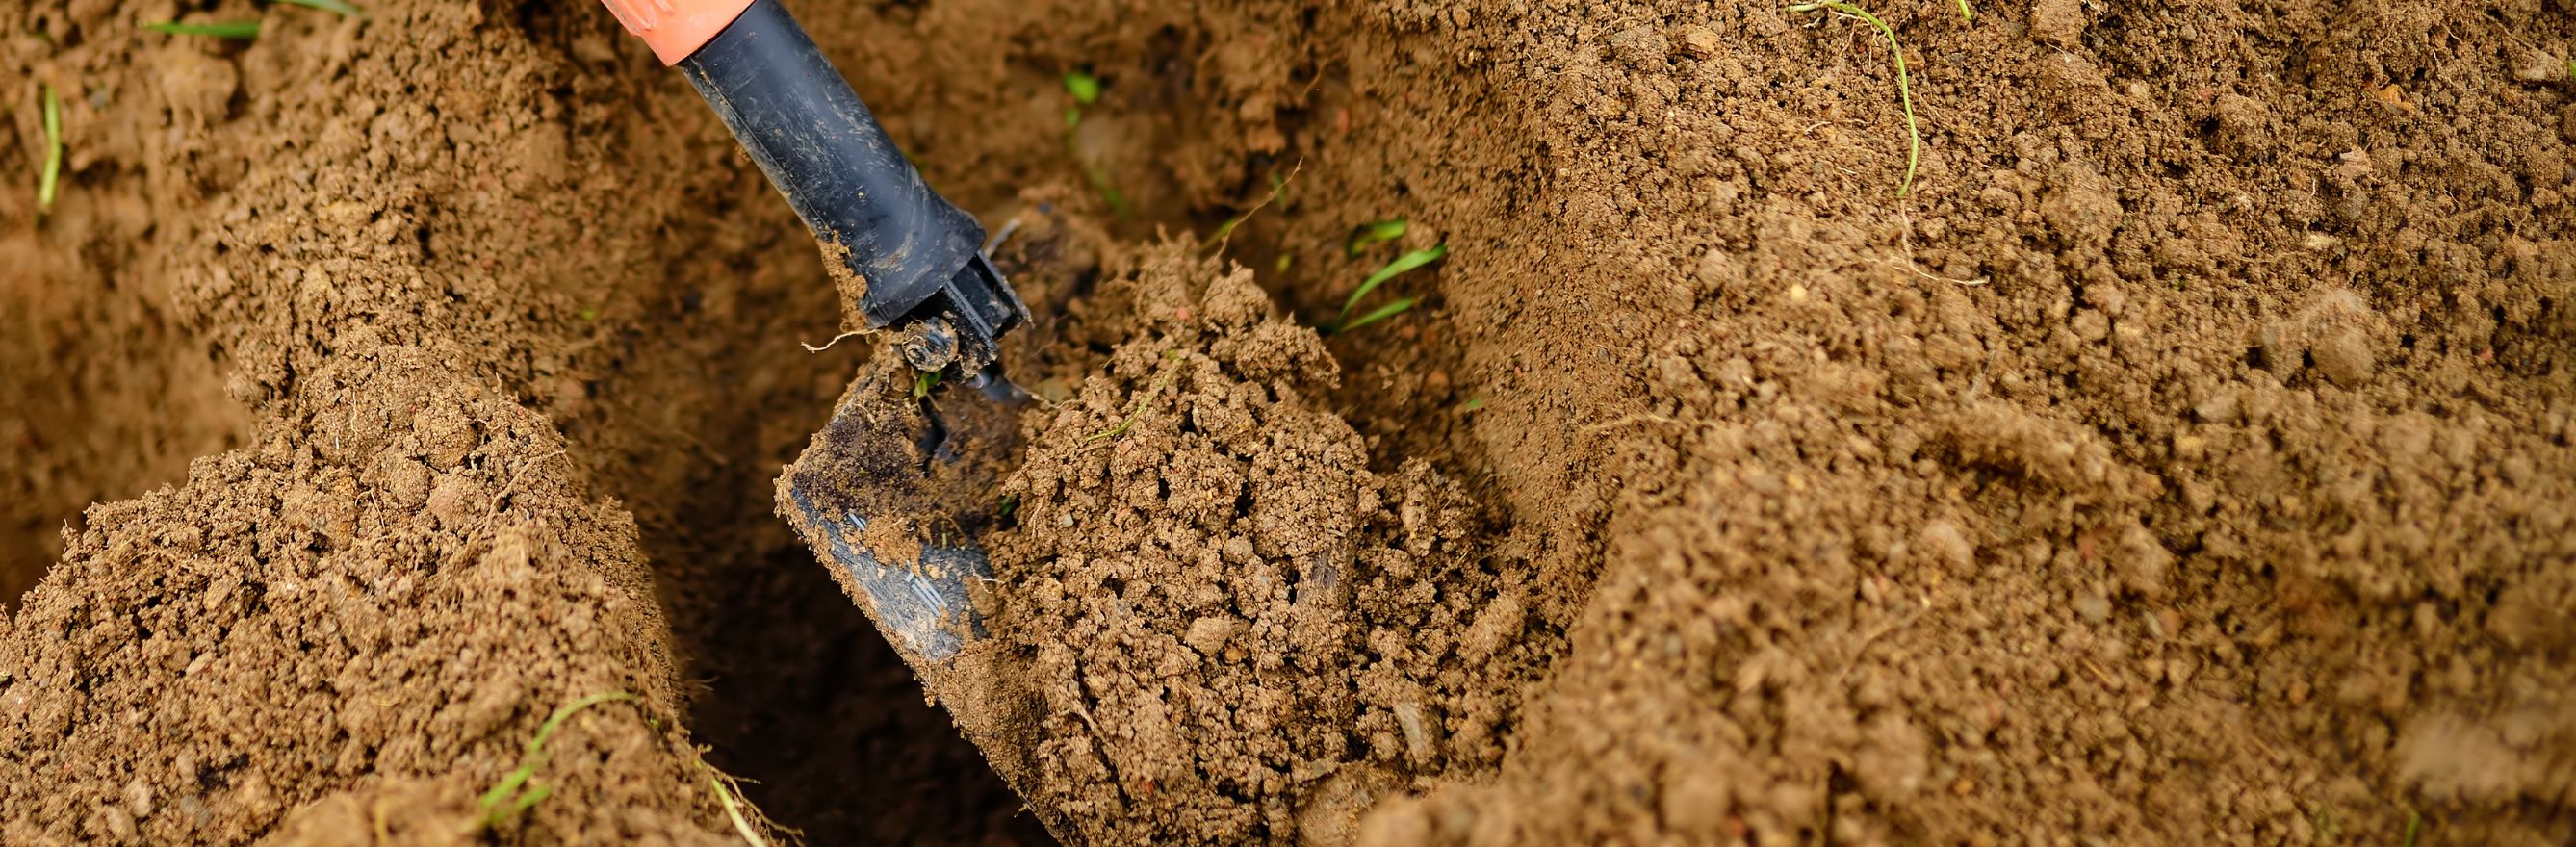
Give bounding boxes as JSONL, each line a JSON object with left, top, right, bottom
{"left": 599, "top": 0, "right": 1026, "bottom": 374}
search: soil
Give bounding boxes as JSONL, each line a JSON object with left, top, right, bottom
{"left": 980, "top": 243, "right": 1559, "bottom": 845}
{"left": 4, "top": 0, "right": 2572, "bottom": 846}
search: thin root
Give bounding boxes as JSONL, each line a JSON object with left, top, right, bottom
{"left": 982, "top": 217, "right": 1024, "bottom": 255}
{"left": 1881, "top": 211, "right": 1990, "bottom": 286}
{"left": 708, "top": 771, "right": 773, "bottom": 847}
{"left": 464, "top": 449, "right": 570, "bottom": 553}
{"left": 801, "top": 330, "right": 866, "bottom": 353}
{"left": 1087, "top": 351, "right": 1185, "bottom": 445}
{"left": 1208, "top": 158, "right": 1305, "bottom": 257}
{"left": 1582, "top": 413, "right": 1691, "bottom": 435}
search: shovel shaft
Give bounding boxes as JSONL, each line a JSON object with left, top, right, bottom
{"left": 600, "top": 0, "right": 1027, "bottom": 373}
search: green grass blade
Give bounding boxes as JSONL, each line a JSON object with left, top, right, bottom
{"left": 274, "top": 0, "right": 364, "bottom": 15}
{"left": 1084, "top": 165, "right": 1130, "bottom": 218}
{"left": 1345, "top": 218, "right": 1406, "bottom": 256}
{"left": 1337, "top": 296, "right": 1418, "bottom": 334}
{"left": 146, "top": 20, "right": 262, "bottom": 38}
{"left": 1087, "top": 352, "right": 1182, "bottom": 443}
{"left": 1953, "top": 0, "right": 1971, "bottom": 22}
{"left": 709, "top": 773, "right": 773, "bottom": 847}
{"left": 478, "top": 692, "right": 634, "bottom": 826}
{"left": 477, "top": 764, "right": 535, "bottom": 813}
{"left": 1341, "top": 244, "right": 1447, "bottom": 321}
{"left": 502, "top": 783, "right": 553, "bottom": 821}
{"left": 39, "top": 84, "right": 61, "bottom": 213}
{"left": 1063, "top": 71, "right": 1101, "bottom": 105}
{"left": 528, "top": 692, "right": 632, "bottom": 752}
{"left": 1787, "top": 1, "right": 1920, "bottom": 196}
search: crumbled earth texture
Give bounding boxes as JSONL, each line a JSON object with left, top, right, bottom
{"left": 983, "top": 244, "right": 1558, "bottom": 845}
{"left": 3, "top": 0, "right": 2571, "bottom": 846}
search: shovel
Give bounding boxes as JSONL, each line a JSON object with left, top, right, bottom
{"left": 597, "top": 0, "right": 1045, "bottom": 817}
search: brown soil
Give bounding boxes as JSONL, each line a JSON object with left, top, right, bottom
{"left": 982, "top": 243, "right": 1558, "bottom": 845}
{"left": 5, "top": 0, "right": 2573, "bottom": 846}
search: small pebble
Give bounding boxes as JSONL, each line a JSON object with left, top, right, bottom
{"left": 1676, "top": 24, "right": 1721, "bottom": 60}
{"left": 2511, "top": 47, "right": 2567, "bottom": 84}
{"left": 2313, "top": 327, "right": 2375, "bottom": 387}
{"left": 1184, "top": 616, "right": 1240, "bottom": 655}
{"left": 125, "top": 779, "right": 155, "bottom": 820}
{"left": 1917, "top": 520, "right": 1975, "bottom": 570}
{"left": 2075, "top": 593, "right": 2112, "bottom": 624}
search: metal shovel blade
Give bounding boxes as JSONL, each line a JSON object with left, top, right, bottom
{"left": 774, "top": 359, "right": 1065, "bottom": 839}
{"left": 774, "top": 361, "right": 1022, "bottom": 666}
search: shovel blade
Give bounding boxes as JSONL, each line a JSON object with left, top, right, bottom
{"left": 781, "top": 490, "right": 992, "bottom": 660}
{"left": 775, "top": 363, "right": 1020, "bottom": 665}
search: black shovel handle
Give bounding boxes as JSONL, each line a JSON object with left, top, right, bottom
{"left": 676, "top": 0, "right": 1026, "bottom": 372}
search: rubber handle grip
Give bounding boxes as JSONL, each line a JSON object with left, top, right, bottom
{"left": 674, "top": 0, "right": 991, "bottom": 332}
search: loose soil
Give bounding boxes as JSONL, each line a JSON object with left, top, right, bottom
{"left": 982, "top": 243, "right": 1559, "bottom": 846}
{"left": 5, "top": 0, "right": 2572, "bottom": 846}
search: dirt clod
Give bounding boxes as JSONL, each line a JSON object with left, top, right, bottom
{"left": 2029, "top": 0, "right": 2087, "bottom": 48}
{"left": 986, "top": 244, "right": 1557, "bottom": 845}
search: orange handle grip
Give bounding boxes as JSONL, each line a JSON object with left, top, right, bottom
{"left": 598, "top": 0, "right": 758, "bottom": 64}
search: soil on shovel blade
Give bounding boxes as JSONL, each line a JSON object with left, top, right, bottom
{"left": 4, "top": 0, "right": 2573, "bottom": 845}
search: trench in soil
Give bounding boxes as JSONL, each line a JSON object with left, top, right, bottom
{"left": 0, "top": 223, "right": 253, "bottom": 610}
{"left": 459, "top": 7, "right": 1509, "bottom": 844}
{"left": 11, "top": 0, "right": 2572, "bottom": 844}
{"left": 0, "top": 8, "right": 1425, "bottom": 844}
{"left": 15, "top": 1, "right": 1553, "bottom": 837}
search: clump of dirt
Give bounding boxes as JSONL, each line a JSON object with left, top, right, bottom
{"left": 0, "top": 345, "right": 734, "bottom": 844}
{"left": 981, "top": 243, "right": 1557, "bottom": 845}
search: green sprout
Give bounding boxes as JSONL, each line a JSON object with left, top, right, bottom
{"left": 1061, "top": 72, "right": 1098, "bottom": 130}
{"left": 1345, "top": 218, "right": 1406, "bottom": 256}
{"left": 1460, "top": 397, "right": 1485, "bottom": 413}
{"left": 1210, "top": 167, "right": 1296, "bottom": 251}
{"left": 913, "top": 369, "right": 943, "bottom": 398}
{"left": 1337, "top": 297, "right": 1418, "bottom": 334}
{"left": 38, "top": 84, "right": 61, "bottom": 214}
{"left": 478, "top": 692, "right": 636, "bottom": 828}
{"left": 2403, "top": 810, "right": 2421, "bottom": 847}
{"left": 1083, "top": 167, "right": 1131, "bottom": 218}
{"left": 1063, "top": 71, "right": 1101, "bottom": 105}
{"left": 1952, "top": 0, "right": 1972, "bottom": 22}
{"left": 1788, "top": 1, "right": 1922, "bottom": 197}
{"left": 276, "top": 0, "right": 365, "bottom": 14}
{"left": 1057, "top": 72, "right": 1129, "bottom": 218}
{"left": 1338, "top": 244, "right": 1447, "bottom": 327}
{"left": 145, "top": 20, "right": 263, "bottom": 38}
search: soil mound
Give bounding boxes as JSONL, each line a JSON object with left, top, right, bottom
{"left": 0, "top": 346, "right": 730, "bottom": 844}
{"left": 986, "top": 243, "right": 1557, "bottom": 845}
